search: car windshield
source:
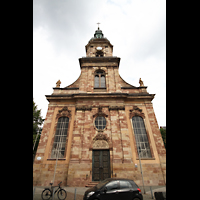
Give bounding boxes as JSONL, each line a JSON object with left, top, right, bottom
{"left": 95, "top": 179, "right": 110, "bottom": 189}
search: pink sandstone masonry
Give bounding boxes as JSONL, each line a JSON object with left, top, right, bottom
{"left": 33, "top": 28, "right": 166, "bottom": 187}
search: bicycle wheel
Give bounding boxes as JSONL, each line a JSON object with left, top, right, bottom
{"left": 57, "top": 189, "right": 67, "bottom": 200}
{"left": 41, "top": 189, "right": 52, "bottom": 200}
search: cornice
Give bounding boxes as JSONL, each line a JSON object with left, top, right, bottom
{"left": 45, "top": 93, "right": 155, "bottom": 102}
{"left": 53, "top": 87, "right": 79, "bottom": 90}
{"left": 79, "top": 57, "right": 120, "bottom": 68}
{"left": 86, "top": 38, "right": 113, "bottom": 47}
{"left": 121, "top": 86, "right": 147, "bottom": 89}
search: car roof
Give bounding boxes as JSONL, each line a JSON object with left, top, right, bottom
{"left": 105, "top": 178, "right": 134, "bottom": 181}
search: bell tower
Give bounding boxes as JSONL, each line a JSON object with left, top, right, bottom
{"left": 78, "top": 26, "right": 120, "bottom": 93}
{"left": 85, "top": 27, "right": 113, "bottom": 57}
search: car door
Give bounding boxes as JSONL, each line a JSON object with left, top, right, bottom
{"left": 118, "top": 180, "right": 134, "bottom": 200}
{"left": 100, "top": 180, "right": 119, "bottom": 200}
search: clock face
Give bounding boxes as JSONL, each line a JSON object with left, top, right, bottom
{"left": 97, "top": 46, "right": 102, "bottom": 50}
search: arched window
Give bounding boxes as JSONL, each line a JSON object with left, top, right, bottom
{"left": 95, "top": 51, "right": 104, "bottom": 57}
{"left": 51, "top": 117, "right": 69, "bottom": 158}
{"left": 94, "top": 70, "right": 106, "bottom": 88}
{"left": 132, "top": 116, "right": 152, "bottom": 158}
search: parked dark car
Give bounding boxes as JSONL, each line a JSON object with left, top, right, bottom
{"left": 83, "top": 178, "right": 143, "bottom": 200}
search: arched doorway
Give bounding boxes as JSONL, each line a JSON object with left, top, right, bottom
{"left": 92, "top": 134, "right": 111, "bottom": 181}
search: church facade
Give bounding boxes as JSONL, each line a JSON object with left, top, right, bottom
{"left": 33, "top": 28, "right": 166, "bottom": 187}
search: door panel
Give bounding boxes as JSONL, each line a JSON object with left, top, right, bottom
{"left": 93, "top": 151, "right": 100, "bottom": 181}
{"left": 102, "top": 150, "right": 109, "bottom": 179}
{"left": 100, "top": 181, "right": 119, "bottom": 200}
{"left": 118, "top": 180, "right": 134, "bottom": 200}
{"left": 92, "top": 150, "right": 111, "bottom": 181}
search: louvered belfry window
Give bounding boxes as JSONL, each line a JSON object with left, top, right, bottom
{"left": 94, "top": 70, "right": 106, "bottom": 88}
{"left": 132, "top": 116, "right": 152, "bottom": 158}
{"left": 51, "top": 117, "right": 69, "bottom": 158}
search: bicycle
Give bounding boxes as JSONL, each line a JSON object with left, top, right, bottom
{"left": 41, "top": 181, "right": 67, "bottom": 200}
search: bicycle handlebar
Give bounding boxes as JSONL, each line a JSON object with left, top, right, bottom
{"left": 58, "top": 181, "right": 62, "bottom": 185}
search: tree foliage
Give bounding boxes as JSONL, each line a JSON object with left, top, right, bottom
{"left": 160, "top": 128, "right": 166, "bottom": 149}
{"left": 33, "top": 99, "right": 44, "bottom": 155}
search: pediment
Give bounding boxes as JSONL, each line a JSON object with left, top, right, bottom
{"left": 129, "top": 106, "right": 145, "bottom": 119}
{"left": 56, "top": 106, "right": 71, "bottom": 119}
{"left": 90, "top": 132, "right": 112, "bottom": 150}
{"left": 93, "top": 132, "right": 109, "bottom": 142}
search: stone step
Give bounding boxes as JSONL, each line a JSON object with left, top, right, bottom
{"left": 85, "top": 181, "right": 99, "bottom": 187}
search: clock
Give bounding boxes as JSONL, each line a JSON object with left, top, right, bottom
{"left": 96, "top": 46, "right": 102, "bottom": 50}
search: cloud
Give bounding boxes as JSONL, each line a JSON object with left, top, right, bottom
{"left": 33, "top": 0, "right": 166, "bottom": 126}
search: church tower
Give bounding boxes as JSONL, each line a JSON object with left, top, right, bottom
{"left": 33, "top": 27, "right": 166, "bottom": 187}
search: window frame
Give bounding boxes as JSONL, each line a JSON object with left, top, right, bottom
{"left": 119, "top": 180, "right": 132, "bottom": 189}
{"left": 131, "top": 116, "right": 152, "bottom": 159}
{"left": 51, "top": 117, "right": 69, "bottom": 159}
{"left": 105, "top": 180, "right": 119, "bottom": 191}
{"left": 94, "top": 116, "right": 107, "bottom": 131}
{"left": 94, "top": 70, "right": 106, "bottom": 89}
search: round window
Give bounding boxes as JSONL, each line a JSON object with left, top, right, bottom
{"left": 95, "top": 116, "right": 106, "bottom": 130}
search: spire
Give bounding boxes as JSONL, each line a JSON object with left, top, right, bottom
{"left": 94, "top": 22, "right": 104, "bottom": 38}
{"left": 87, "top": 23, "right": 111, "bottom": 44}
{"left": 94, "top": 28, "right": 104, "bottom": 38}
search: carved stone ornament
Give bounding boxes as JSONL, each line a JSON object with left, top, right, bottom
{"left": 129, "top": 106, "right": 145, "bottom": 119}
{"left": 109, "top": 106, "right": 125, "bottom": 110}
{"left": 139, "top": 78, "right": 144, "bottom": 86}
{"left": 56, "top": 106, "right": 71, "bottom": 119}
{"left": 92, "top": 133, "right": 110, "bottom": 149}
{"left": 93, "top": 106, "right": 108, "bottom": 118}
{"left": 93, "top": 132, "right": 109, "bottom": 142}
{"left": 56, "top": 80, "right": 61, "bottom": 88}
{"left": 93, "top": 140, "right": 109, "bottom": 149}
{"left": 76, "top": 106, "right": 92, "bottom": 111}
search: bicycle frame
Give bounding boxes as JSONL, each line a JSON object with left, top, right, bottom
{"left": 44, "top": 182, "right": 62, "bottom": 196}
{"left": 42, "top": 181, "right": 67, "bottom": 200}
{"left": 53, "top": 187, "right": 60, "bottom": 195}
{"left": 50, "top": 184, "right": 61, "bottom": 196}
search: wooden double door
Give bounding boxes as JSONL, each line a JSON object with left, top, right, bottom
{"left": 92, "top": 150, "right": 111, "bottom": 181}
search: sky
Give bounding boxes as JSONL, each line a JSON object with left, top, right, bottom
{"left": 33, "top": 0, "right": 166, "bottom": 127}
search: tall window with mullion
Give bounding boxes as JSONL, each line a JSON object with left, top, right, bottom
{"left": 132, "top": 116, "right": 152, "bottom": 158}
{"left": 94, "top": 70, "right": 106, "bottom": 88}
{"left": 51, "top": 117, "right": 69, "bottom": 158}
